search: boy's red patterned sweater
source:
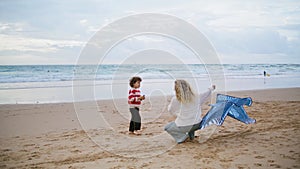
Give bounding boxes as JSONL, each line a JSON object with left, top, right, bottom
{"left": 128, "top": 88, "right": 141, "bottom": 107}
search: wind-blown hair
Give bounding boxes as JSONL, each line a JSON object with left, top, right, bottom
{"left": 174, "top": 80, "right": 195, "bottom": 103}
{"left": 129, "top": 76, "right": 142, "bottom": 88}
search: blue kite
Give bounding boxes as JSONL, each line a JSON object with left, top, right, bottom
{"left": 199, "top": 94, "right": 256, "bottom": 129}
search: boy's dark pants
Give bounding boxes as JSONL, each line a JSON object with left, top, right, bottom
{"left": 129, "top": 107, "right": 141, "bottom": 132}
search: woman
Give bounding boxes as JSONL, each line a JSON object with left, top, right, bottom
{"left": 165, "top": 80, "right": 215, "bottom": 143}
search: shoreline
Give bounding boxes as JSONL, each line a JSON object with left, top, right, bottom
{"left": 1, "top": 87, "right": 299, "bottom": 105}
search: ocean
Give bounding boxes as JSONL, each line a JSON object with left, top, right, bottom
{"left": 0, "top": 64, "right": 299, "bottom": 104}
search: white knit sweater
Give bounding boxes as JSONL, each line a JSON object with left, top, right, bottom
{"left": 167, "top": 88, "right": 214, "bottom": 126}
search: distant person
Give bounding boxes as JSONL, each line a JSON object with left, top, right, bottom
{"left": 128, "top": 76, "right": 145, "bottom": 135}
{"left": 264, "top": 71, "right": 266, "bottom": 77}
{"left": 165, "top": 80, "right": 215, "bottom": 143}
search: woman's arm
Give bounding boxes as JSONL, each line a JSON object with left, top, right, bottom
{"left": 168, "top": 96, "right": 179, "bottom": 116}
{"left": 199, "top": 85, "right": 215, "bottom": 105}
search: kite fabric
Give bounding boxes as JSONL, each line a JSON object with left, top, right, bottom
{"left": 199, "top": 94, "right": 256, "bottom": 130}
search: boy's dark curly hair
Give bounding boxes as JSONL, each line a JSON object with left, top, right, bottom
{"left": 129, "top": 76, "right": 142, "bottom": 88}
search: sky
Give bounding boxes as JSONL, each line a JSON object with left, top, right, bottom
{"left": 0, "top": 0, "right": 299, "bottom": 65}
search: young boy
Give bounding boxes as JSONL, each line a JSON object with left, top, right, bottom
{"left": 128, "top": 76, "right": 145, "bottom": 135}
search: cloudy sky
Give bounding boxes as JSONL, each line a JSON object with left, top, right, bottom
{"left": 0, "top": 0, "right": 299, "bottom": 64}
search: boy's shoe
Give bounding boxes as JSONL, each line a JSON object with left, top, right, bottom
{"left": 134, "top": 131, "right": 142, "bottom": 135}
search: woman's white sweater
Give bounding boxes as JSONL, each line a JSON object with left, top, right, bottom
{"left": 167, "top": 88, "right": 214, "bottom": 126}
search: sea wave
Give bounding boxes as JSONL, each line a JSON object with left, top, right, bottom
{"left": 0, "top": 64, "right": 299, "bottom": 89}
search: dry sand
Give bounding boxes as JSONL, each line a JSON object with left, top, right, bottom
{"left": 0, "top": 88, "right": 299, "bottom": 168}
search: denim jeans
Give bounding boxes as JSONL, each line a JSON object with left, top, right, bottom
{"left": 164, "top": 122, "right": 200, "bottom": 143}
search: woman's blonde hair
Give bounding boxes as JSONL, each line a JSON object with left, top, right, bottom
{"left": 174, "top": 80, "right": 195, "bottom": 103}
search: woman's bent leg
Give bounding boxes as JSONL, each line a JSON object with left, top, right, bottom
{"left": 164, "top": 122, "right": 188, "bottom": 143}
{"left": 188, "top": 123, "right": 200, "bottom": 140}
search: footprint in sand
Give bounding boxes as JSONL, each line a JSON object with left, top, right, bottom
{"left": 236, "top": 164, "right": 249, "bottom": 169}
{"left": 1, "top": 149, "right": 11, "bottom": 152}
{"left": 254, "top": 163, "right": 262, "bottom": 167}
{"left": 19, "top": 149, "right": 28, "bottom": 153}
{"left": 144, "top": 133, "right": 153, "bottom": 136}
{"left": 31, "top": 152, "right": 40, "bottom": 158}
{"left": 23, "top": 143, "right": 36, "bottom": 147}
{"left": 71, "top": 149, "right": 81, "bottom": 153}
{"left": 119, "top": 131, "right": 129, "bottom": 135}
{"left": 141, "top": 162, "right": 151, "bottom": 168}
{"left": 268, "top": 159, "right": 275, "bottom": 163}
{"left": 168, "top": 149, "right": 182, "bottom": 156}
{"left": 255, "top": 155, "right": 265, "bottom": 159}
{"left": 0, "top": 165, "right": 7, "bottom": 168}
{"left": 270, "top": 163, "right": 281, "bottom": 168}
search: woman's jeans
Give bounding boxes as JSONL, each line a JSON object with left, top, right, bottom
{"left": 164, "top": 122, "right": 200, "bottom": 143}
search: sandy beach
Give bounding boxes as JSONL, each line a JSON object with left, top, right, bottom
{"left": 0, "top": 88, "right": 299, "bottom": 168}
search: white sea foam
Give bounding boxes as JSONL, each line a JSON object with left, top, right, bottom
{"left": 0, "top": 64, "right": 299, "bottom": 104}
